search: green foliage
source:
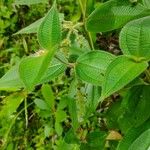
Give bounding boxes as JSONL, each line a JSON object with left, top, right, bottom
{"left": 38, "top": 2, "right": 61, "bottom": 50}
{"left": 86, "top": 0, "right": 150, "bottom": 32}
{"left": 1, "top": 0, "right": 150, "bottom": 149}
{"left": 120, "top": 16, "right": 150, "bottom": 59}
{"left": 75, "top": 50, "right": 115, "bottom": 85}
{"left": 101, "top": 56, "right": 148, "bottom": 99}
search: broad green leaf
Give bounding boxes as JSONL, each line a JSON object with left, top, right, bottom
{"left": 86, "top": 0, "right": 150, "bottom": 32}
{"left": 101, "top": 56, "right": 148, "bottom": 99}
{"left": 0, "top": 57, "right": 66, "bottom": 91}
{"left": 34, "top": 99, "right": 49, "bottom": 110}
{"left": 38, "top": 2, "right": 61, "bottom": 50}
{"left": 117, "top": 119, "right": 150, "bottom": 150}
{"left": 0, "top": 65, "right": 24, "bottom": 91}
{"left": 19, "top": 52, "right": 51, "bottom": 91}
{"left": 75, "top": 50, "right": 115, "bottom": 85}
{"left": 41, "top": 84, "right": 55, "bottom": 110}
{"left": 14, "top": 17, "right": 44, "bottom": 35}
{"left": 129, "top": 129, "right": 150, "bottom": 150}
{"left": 120, "top": 16, "right": 150, "bottom": 59}
{"left": 14, "top": 0, "right": 48, "bottom": 5}
{"left": 0, "top": 93, "right": 25, "bottom": 119}
{"left": 118, "top": 85, "right": 150, "bottom": 133}
{"left": 142, "top": 0, "right": 150, "bottom": 9}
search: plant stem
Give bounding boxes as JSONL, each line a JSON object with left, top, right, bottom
{"left": 78, "top": 0, "right": 94, "bottom": 50}
{"left": 24, "top": 97, "right": 28, "bottom": 129}
{"left": 2, "top": 102, "right": 34, "bottom": 150}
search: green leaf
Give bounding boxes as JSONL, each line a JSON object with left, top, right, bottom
{"left": 128, "top": 129, "right": 150, "bottom": 150}
{"left": 14, "top": 17, "right": 44, "bottom": 35}
{"left": 38, "top": 2, "right": 61, "bottom": 50}
{"left": 86, "top": 0, "right": 150, "bottom": 32}
{"left": 118, "top": 85, "right": 150, "bottom": 133}
{"left": 14, "top": 0, "right": 48, "bottom": 5}
{"left": 101, "top": 56, "right": 148, "bottom": 99}
{"left": 75, "top": 50, "right": 115, "bottom": 85}
{"left": 142, "top": 0, "right": 150, "bottom": 9}
{"left": 67, "top": 97, "right": 79, "bottom": 130}
{"left": 120, "top": 16, "right": 150, "bottom": 59}
{"left": 34, "top": 99, "right": 49, "bottom": 110}
{"left": 14, "top": 14, "right": 64, "bottom": 35}
{"left": 85, "top": 84, "right": 101, "bottom": 117}
{"left": 0, "top": 65, "right": 24, "bottom": 91}
{"left": 41, "top": 84, "right": 55, "bottom": 110}
{"left": 19, "top": 52, "right": 51, "bottom": 91}
{"left": 0, "top": 93, "right": 25, "bottom": 119}
{"left": 39, "top": 58, "right": 66, "bottom": 84}
{"left": 117, "top": 119, "right": 150, "bottom": 150}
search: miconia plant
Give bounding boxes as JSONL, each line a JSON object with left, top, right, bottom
{"left": 0, "top": 0, "right": 150, "bottom": 149}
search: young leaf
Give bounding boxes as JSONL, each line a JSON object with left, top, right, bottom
{"left": 34, "top": 99, "right": 49, "bottom": 110}
{"left": 75, "top": 50, "right": 115, "bottom": 85}
{"left": 128, "top": 129, "right": 150, "bottom": 150}
{"left": 0, "top": 65, "right": 24, "bottom": 91}
{"left": 86, "top": 0, "right": 150, "bottom": 32}
{"left": 0, "top": 92, "right": 25, "bottom": 119}
{"left": 41, "top": 84, "right": 55, "bottom": 110}
{"left": 38, "top": 2, "right": 61, "bottom": 50}
{"left": 19, "top": 52, "right": 51, "bottom": 91}
{"left": 101, "top": 56, "right": 148, "bottom": 99}
{"left": 120, "top": 16, "right": 150, "bottom": 59}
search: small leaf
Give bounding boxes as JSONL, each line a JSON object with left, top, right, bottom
{"left": 75, "top": 50, "right": 115, "bottom": 85}
{"left": 101, "top": 56, "right": 148, "bottom": 99}
{"left": 38, "top": 2, "right": 61, "bottom": 50}
{"left": 67, "top": 97, "right": 79, "bottom": 130}
{"left": 34, "top": 99, "right": 49, "bottom": 110}
{"left": 86, "top": 0, "right": 150, "bottom": 32}
{"left": 41, "top": 84, "right": 55, "bottom": 110}
{"left": 120, "top": 16, "right": 150, "bottom": 59}
{"left": 0, "top": 65, "right": 24, "bottom": 91}
{"left": 0, "top": 93, "right": 25, "bottom": 119}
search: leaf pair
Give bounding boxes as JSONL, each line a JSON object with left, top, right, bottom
{"left": 75, "top": 51, "right": 148, "bottom": 100}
